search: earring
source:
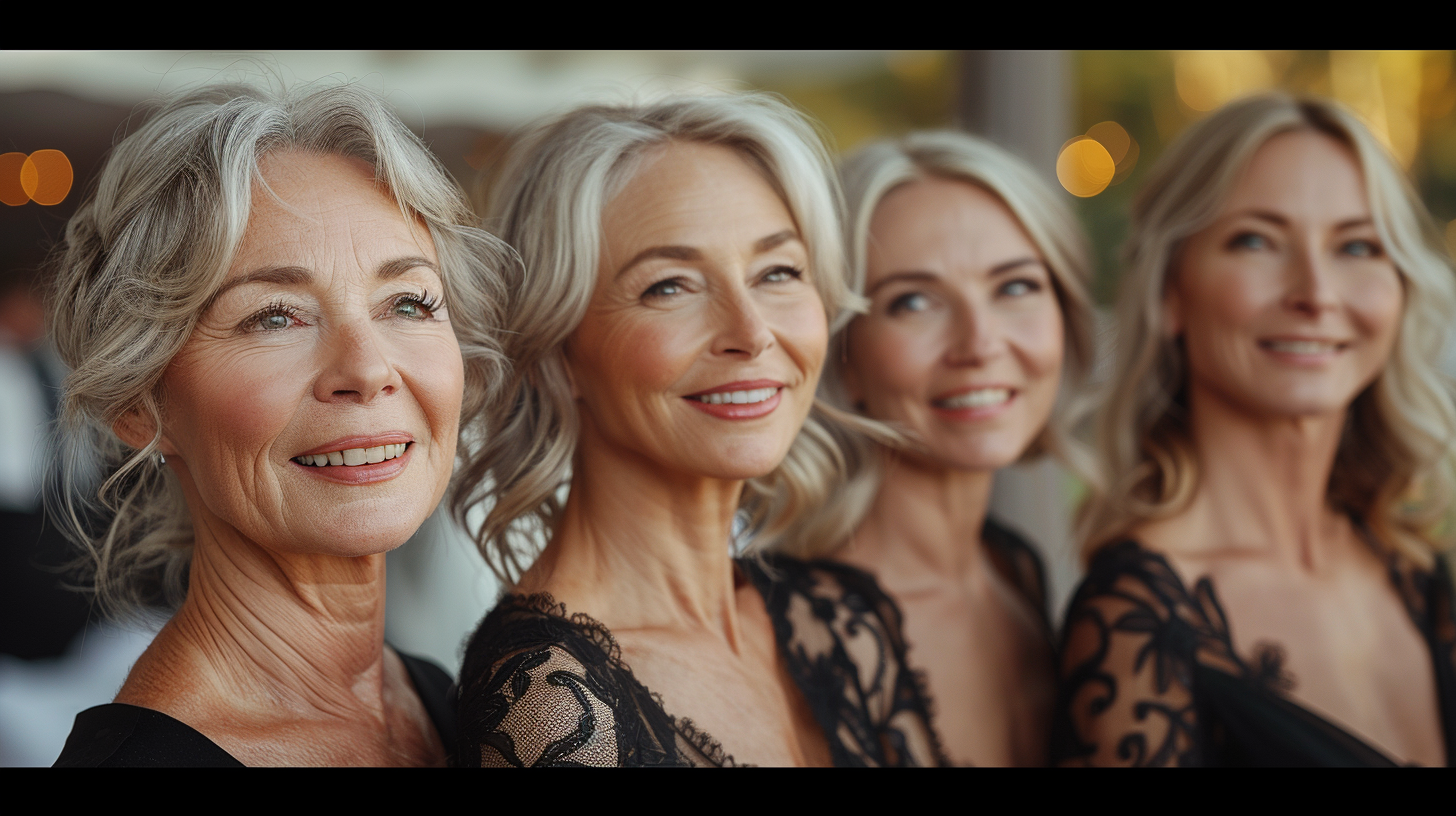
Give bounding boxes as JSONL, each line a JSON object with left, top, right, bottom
{"left": 154, "top": 452, "right": 166, "bottom": 466}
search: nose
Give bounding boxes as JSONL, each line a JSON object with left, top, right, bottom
{"left": 1283, "top": 243, "right": 1341, "bottom": 317}
{"left": 313, "top": 319, "right": 401, "bottom": 404}
{"left": 944, "top": 296, "right": 1005, "bottom": 366}
{"left": 709, "top": 287, "right": 775, "bottom": 359}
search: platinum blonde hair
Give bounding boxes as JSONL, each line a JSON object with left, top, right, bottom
{"left": 458, "top": 93, "right": 867, "bottom": 583}
{"left": 48, "top": 80, "right": 513, "bottom": 616}
{"left": 774, "top": 130, "right": 1097, "bottom": 558}
{"left": 1082, "top": 93, "right": 1456, "bottom": 567}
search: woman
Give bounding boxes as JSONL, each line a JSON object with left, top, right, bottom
{"left": 772, "top": 132, "right": 1095, "bottom": 765}
{"left": 452, "top": 95, "right": 945, "bottom": 767}
{"left": 49, "top": 81, "right": 514, "bottom": 766}
{"left": 1055, "top": 94, "right": 1456, "bottom": 767}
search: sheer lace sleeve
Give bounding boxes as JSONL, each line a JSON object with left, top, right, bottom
{"left": 745, "top": 556, "right": 949, "bottom": 767}
{"left": 454, "top": 594, "right": 735, "bottom": 768}
{"left": 1052, "top": 541, "right": 1287, "bottom": 767}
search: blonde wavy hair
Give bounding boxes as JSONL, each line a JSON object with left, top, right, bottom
{"left": 771, "top": 131, "right": 1097, "bottom": 558}
{"left": 455, "top": 93, "right": 875, "bottom": 583}
{"left": 1081, "top": 93, "right": 1456, "bottom": 567}
{"left": 48, "top": 79, "right": 514, "bottom": 616}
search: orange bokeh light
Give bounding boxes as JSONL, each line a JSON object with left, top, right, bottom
{"left": 1, "top": 149, "right": 73, "bottom": 206}
{"left": 1057, "top": 137, "right": 1115, "bottom": 198}
{"left": 0, "top": 152, "right": 28, "bottom": 207}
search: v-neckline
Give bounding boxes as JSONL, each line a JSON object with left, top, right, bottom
{"left": 1127, "top": 539, "right": 1452, "bottom": 767}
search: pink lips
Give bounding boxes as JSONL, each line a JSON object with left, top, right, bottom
{"left": 684, "top": 379, "right": 784, "bottom": 420}
{"left": 289, "top": 433, "right": 415, "bottom": 486}
{"left": 929, "top": 385, "right": 1017, "bottom": 421}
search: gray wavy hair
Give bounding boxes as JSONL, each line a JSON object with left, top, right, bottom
{"left": 47, "top": 79, "right": 514, "bottom": 616}
{"left": 456, "top": 92, "right": 873, "bottom": 583}
{"left": 1081, "top": 93, "right": 1456, "bottom": 567}
{"left": 773, "top": 130, "right": 1097, "bottom": 558}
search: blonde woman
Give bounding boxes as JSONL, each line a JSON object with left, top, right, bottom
{"left": 49, "top": 82, "right": 514, "bottom": 766}
{"left": 772, "top": 131, "right": 1095, "bottom": 765}
{"left": 452, "top": 96, "right": 945, "bottom": 767}
{"left": 1055, "top": 94, "right": 1456, "bottom": 767}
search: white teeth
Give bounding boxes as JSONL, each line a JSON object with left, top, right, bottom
{"left": 293, "top": 443, "right": 409, "bottom": 467}
{"left": 692, "top": 387, "right": 778, "bottom": 405}
{"left": 935, "top": 388, "right": 1011, "bottom": 410}
{"left": 1266, "top": 340, "right": 1338, "bottom": 355}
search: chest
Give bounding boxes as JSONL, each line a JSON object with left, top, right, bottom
{"left": 615, "top": 624, "right": 830, "bottom": 767}
{"left": 898, "top": 572, "right": 1053, "bottom": 765}
{"left": 1193, "top": 561, "right": 1445, "bottom": 766}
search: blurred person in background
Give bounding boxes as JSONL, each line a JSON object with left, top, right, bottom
{"left": 1056, "top": 93, "right": 1456, "bottom": 767}
{"left": 772, "top": 132, "right": 1095, "bottom": 765}
{"left": 453, "top": 94, "right": 946, "bottom": 767}
{"left": 47, "top": 79, "right": 514, "bottom": 766}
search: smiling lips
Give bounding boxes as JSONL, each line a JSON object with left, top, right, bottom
{"left": 1259, "top": 338, "right": 1348, "bottom": 357}
{"left": 932, "top": 386, "right": 1015, "bottom": 419}
{"left": 290, "top": 435, "right": 414, "bottom": 485}
{"left": 685, "top": 380, "right": 784, "bottom": 419}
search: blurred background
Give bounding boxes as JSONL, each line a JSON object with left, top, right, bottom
{"left": 3, "top": 50, "right": 1455, "bottom": 766}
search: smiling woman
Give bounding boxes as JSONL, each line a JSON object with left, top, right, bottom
{"left": 46, "top": 81, "right": 515, "bottom": 766}
{"left": 1055, "top": 93, "right": 1456, "bottom": 767}
{"left": 452, "top": 94, "right": 946, "bottom": 767}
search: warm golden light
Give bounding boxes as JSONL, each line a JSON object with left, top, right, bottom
{"left": 1175, "top": 51, "right": 1274, "bottom": 112}
{"left": 0, "top": 152, "right": 28, "bottom": 207}
{"left": 1057, "top": 137, "right": 1115, "bottom": 197}
{"left": 1086, "top": 120, "right": 1140, "bottom": 185}
{"left": 21, "top": 149, "right": 73, "bottom": 206}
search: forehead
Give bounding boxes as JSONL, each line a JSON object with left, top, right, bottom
{"left": 231, "top": 150, "right": 435, "bottom": 273}
{"left": 602, "top": 141, "right": 797, "bottom": 253}
{"left": 867, "top": 176, "right": 1038, "bottom": 274}
{"left": 1222, "top": 129, "right": 1369, "bottom": 220}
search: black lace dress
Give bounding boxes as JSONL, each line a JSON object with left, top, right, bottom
{"left": 455, "top": 554, "right": 948, "bottom": 767}
{"left": 1052, "top": 539, "right": 1456, "bottom": 766}
{"left": 982, "top": 518, "right": 1053, "bottom": 635}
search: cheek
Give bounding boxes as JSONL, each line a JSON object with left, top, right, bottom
{"left": 165, "top": 343, "right": 312, "bottom": 461}
{"left": 1006, "top": 303, "right": 1065, "bottom": 382}
{"left": 408, "top": 333, "right": 465, "bottom": 445}
{"left": 775, "top": 297, "right": 829, "bottom": 379}
{"left": 573, "top": 311, "right": 699, "bottom": 406}
{"left": 1348, "top": 271, "right": 1404, "bottom": 346}
{"left": 847, "top": 317, "right": 944, "bottom": 404}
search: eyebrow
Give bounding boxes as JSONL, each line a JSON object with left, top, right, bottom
{"left": 866, "top": 258, "right": 1044, "bottom": 296}
{"left": 1228, "top": 209, "right": 1375, "bottom": 232}
{"left": 208, "top": 256, "right": 439, "bottom": 305}
{"left": 614, "top": 229, "right": 802, "bottom": 280}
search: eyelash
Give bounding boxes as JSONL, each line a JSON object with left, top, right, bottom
{"left": 391, "top": 290, "right": 444, "bottom": 319}
{"left": 762, "top": 265, "right": 804, "bottom": 283}
{"left": 243, "top": 300, "right": 303, "bottom": 333}
{"left": 642, "top": 277, "right": 686, "bottom": 300}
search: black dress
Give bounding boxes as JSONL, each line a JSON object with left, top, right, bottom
{"left": 1052, "top": 539, "right": 1456, "bottom": 766}
{"left": 53, "top": 650, "right": 456, "bottom": 767}
{"left": 454, "top": 554, "right": 947, "bottom": 767}
{"left": 981, "top": 518, "right": 1054, "bottom": 636}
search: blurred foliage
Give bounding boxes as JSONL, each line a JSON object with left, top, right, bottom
{"left": 1074, "top": 50, "right": 1456, "bottom": 305}
{"left": 753, "top": 51, "right": 957, "bottom": 154}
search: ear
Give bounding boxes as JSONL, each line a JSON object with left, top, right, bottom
{"left": 112, "top": 406, "right": 175, "bottom": 456}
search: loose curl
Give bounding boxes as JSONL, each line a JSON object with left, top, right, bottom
{"left": 1081, "top": 93, "right": 1456, "bottom": 568}
{"left": 48, "top": 79, "right": 514, "bottom": 617}
{"left": 455, "top": 92, "right": 868, "bottom": 584}
{"left": 774, "top": 131, "right": 1097, "bottom": 558}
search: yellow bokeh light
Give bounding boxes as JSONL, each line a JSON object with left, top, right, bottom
{"left": 1175, "top": 51, "right": 1274, "bottom": 112}
{"left": 1086, "top": 121, "right": 1131, "bottom": 164}
{"left": 1057, "top": 137, "right": 1115, "bottom": 198}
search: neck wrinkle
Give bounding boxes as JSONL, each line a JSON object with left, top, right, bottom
{"left": 165, "top": 522, "right": 391, "bottom": 722}
{"left": 1182, "top": 378, "right": 1349, "bottom": 571}
{"left": 849, "top": 452, "right": 995, "bottom": 587}
{"left": 524, "top": 424, "right": 744, "bottom": 649}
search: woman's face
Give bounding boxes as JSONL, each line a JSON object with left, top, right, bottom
{"left": 157, "top": 150, "right": 464, "bottom": 557}
{"left": 1169, "top": 130, "right": 1403, "bottom": 421}
{"left": 566, "top": 141, "right": 827, "bottom": 482}
{"left": 845, "top": 177, "right": 1064, "bottom": 472}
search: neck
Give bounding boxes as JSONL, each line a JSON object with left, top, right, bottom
{"left": 521, "top": 421, "right": 744, "bottom": 648}
{"left": 1172, "top": 380, "right": 1349, "bottom": 570}
{"left": 844, "top": 450, "right": 994, "bottom": 585}
{"left": 147, "top": 511, "right": 392, "bottom": 721}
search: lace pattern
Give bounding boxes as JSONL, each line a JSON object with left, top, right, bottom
{"left": 1053, "top": 537, "right": 1456, "bottom": 767}
{"left": 455, "top": 557, "right": 946, "bottom": 767}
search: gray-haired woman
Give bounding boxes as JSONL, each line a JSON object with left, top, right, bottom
{"left": 50, "top": 81, "right": 513, "bottom": 766}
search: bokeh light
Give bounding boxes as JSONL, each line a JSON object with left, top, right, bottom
{"left": 20, "top": 149, "right": 73, "bottom": 206}
{"left": 1086, "top": 120, "right": 1140, "bottom": 185}
{"left": 1174, "top": 51, "right": 1274, "bottom": 112}
{"left": 1057, "top": 137, "right": 1115, "bottom": 197}
{"left": 0, "top": 152, "right": 28, "bottom": 206}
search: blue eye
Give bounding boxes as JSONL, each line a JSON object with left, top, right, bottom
{"left": 391, "top": 292, "right": 442, "bottom": 320}
{"left": 762, "top": 266, "right": 804, "bottom": 283}
{"left": 643, "top": 278, "right": 685, "bottom": 299}
{"left": 245, "top": 304, "right": 299, "bottom": 332}
{"left": 1229, "top": 232, "right": 1269, "bottom": 251}
{"left": 999, "top": 279, "right": 1040, "bottom": 297}
{"left": 1341, "top": 239, "right": 1382, "bottom": 258}
{"left": 888, "top": 292, "right": 931, "bottom": 315}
